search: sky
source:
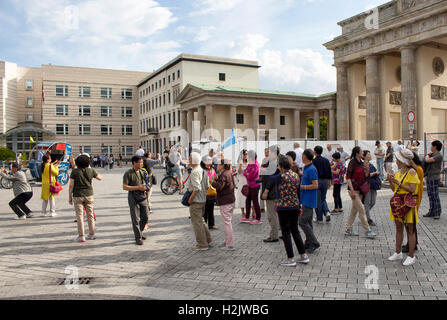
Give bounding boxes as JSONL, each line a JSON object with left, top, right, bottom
{"left": 0, "top": 0, "right": 390, "bottom": 94}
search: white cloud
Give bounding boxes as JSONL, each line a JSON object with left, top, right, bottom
{"left": 194, "top": 26, "right": 216, "bottom": 42}
{"left": 190, "top": 0, "right": 243, "bottom": 16}
{"left": 13, "top": 0, "right": 176, "bottom": 42}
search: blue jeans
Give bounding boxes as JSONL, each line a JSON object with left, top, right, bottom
{"left": 376, "top": 158, "right": 384, "bottom": 180}
{"left": 316, "top": 179, "right": 329, "bottom": 221}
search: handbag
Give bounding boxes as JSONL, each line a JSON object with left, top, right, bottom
{"left": 49, "top": 164, "right": 63, "bottom": 195}
{"left": 390, "top": 171, "right": 418, "bottom": 219}
{"left": 131, "top": 171, "right": 147, "bottom": 203}
{"left": 181, "top": 190, "right": 192, "bottom": 207}
{"left": 151, "top": 174, "right": 157, "bottom": 185}
{"left": 241, "top": 184, "right": 250, "bottom": 197}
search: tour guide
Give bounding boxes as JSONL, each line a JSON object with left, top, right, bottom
{"left": 123, "top": 156, "right": 150, "bottom": 245}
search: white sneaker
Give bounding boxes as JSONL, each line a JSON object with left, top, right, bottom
{"left": 50, "top": 213, "right": 57, "bottom": 217}
{"left": 74, "top": 236, "right": 86, "bottom": 243}
{"left": 86, "top": 234, "right": 96, "bottom": 240}
{"left": 14, "top": 215, "right": 26, "bottom": 220}
{"left": 403, "top": 256, "right": 416, "bottom": 266}
{"left": 388, "top": 252, "right": 403, "bottom": 261}
{"left": 42, "top": 212, "right": 51, "bottom": 217}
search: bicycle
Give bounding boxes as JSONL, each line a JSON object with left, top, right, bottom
{"left": 160, "top": 166, "right": 191, "bottom": 195}
{"left": 0, "top": 168, "right": 13, "bottom": 189}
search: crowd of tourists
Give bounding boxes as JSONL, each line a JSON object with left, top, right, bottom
{"left": 1, "top": 140, "right": 444, "bottom": 268}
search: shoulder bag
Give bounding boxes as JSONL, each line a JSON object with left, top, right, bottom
{"left": 49, "top": 164, "right": 63, "bottom": 195}
{"left": 131, "top": 171, "right": 147, "bottom": 203}
{"left": 390, "top": 171, "right": 418, "bottom": 219}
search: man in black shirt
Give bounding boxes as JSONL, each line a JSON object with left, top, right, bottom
{"left": 312, "top": 146, "right": 333, "bottom": 223}
{"left": 385, "top": 142, "right": 394, "bottom": 176}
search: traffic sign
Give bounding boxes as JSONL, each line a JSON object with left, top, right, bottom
{"left": 409, "top": 123, "right": 415, "bottom": 130}
{"left": 407, "top": 111, "right": 416, "bottom": 123}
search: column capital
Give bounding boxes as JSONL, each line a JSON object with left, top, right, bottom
{"left": 365, "top": 54, "right": 380, "bottom": 61}
{"left": 399, "top": 44, "right": 417, "bottom": 52}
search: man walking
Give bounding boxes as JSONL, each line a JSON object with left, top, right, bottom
{"left": 423, "top": 140, "right": 444, "bottom": 220}
{"left": 294, "top": 142, "right": 304, "bottom": 175}
{"left": 1, "top": 163, "right": 33, "bottom": 220}
{"left": 187, "top": 152, "right": 212, "bottom": 250}
{"left": 299, "top": 149, "right": 320, "bottom": 254}
{"left": 385, "top": 141, "right": 394, "bottom": 176}
{"left": 123, "top": 156, "right": 150, "bottom": 245}
{"left": 312, "top": 146, "right": 333, "bottom": 223}
{"left": 374, "top": 141, "right": 386, "bottom": 180}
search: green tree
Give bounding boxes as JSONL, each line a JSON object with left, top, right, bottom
{"left": 0, "top": 147, "right": 16, "bottom": 161}
{"left": 306, "top": 116, "right": 328, "bottom": 141}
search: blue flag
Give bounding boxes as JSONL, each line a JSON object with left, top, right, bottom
{"left": 222, "top": 129, "right": 236, "bottom": 150}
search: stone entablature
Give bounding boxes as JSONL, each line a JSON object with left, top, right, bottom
{"left": 325, "top": 0, "right": 447, "bottom": 64}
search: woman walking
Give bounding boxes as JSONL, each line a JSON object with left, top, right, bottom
{"left": 402, "top": 151, "right": 424, "bottom": 253}
{"left": 271, "top": 155, "right": 309, "bottom": 267}
{"left": 40, "top": 154, "right": 60, "bottom": 217}
{"left": 331, "top": 152, "right": 345, "bottom": 214}
{"left": 363, "top": 150, "right": 382, "bottom": 227}
{"left": 69, "top": 155, "right": 102, "bottom": 242}
{"left": 235, "top": 150, "right": 248, "bottom": 219}
{"left": 203, "top": 156, "right": 218, "bottom": 230}
{"left": 387, "top": 149, "right": 420, "bottom": 266}
{"left": 345, "top": 147, "right": 376, "bottom": 238}
{"left": 242, "top": 150, "right": 262, "bottom": 225}
{"left": 212, "top": 160, "right": 236, "bottom": 251}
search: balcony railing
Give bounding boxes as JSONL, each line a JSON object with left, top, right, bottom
{"left": 147, "top": 128, "right": 159, "bottom": 135}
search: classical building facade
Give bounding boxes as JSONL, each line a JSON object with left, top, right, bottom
{"left": 176, "top": 85, "right": 336, "bottom": 143}
{"left": 324, "top": 0, "right": 447, "bottom": 141}
{"left": 0, "top": 61, "right": 149, "bottom": 156}
{"left": 137, "top": 54, "right": 260, "bottom": 153}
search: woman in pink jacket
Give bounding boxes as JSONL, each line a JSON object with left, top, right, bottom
{"left": 241, "top": 150, "right": 262, "bottom": 225}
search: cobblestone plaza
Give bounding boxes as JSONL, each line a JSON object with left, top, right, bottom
{"left": 0, "top": 167, "right": 446, "bottom": 300}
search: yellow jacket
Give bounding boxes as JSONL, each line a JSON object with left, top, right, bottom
{"left": 40, "top": 163, "right": 59, "bottom": 200}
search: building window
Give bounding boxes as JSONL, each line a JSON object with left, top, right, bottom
{"left": 26, "top": 80, "right": 33, "bottom": 90}
{"left": 122, "top": 146, "right": 133, "bottom": 156}
{"left": 121, "top": 106, "right": 132, "bottom": 118}
{"left": 178, "top": 70, "right": 180, "bottom": 79}
{"left": 163, "top": 94, "right": 166, "bottom": 105}
{"left": 178, "top": 110, "right": 180, "bottom": 126}
{"left": 56, "top": 124, "right": 68, "bottom": 135}
{"left": 159, "top": 96, "right": 161, "bottom": 107}
{"left": 219, "top": 73, "right": 226, "bottom": 81}
{"left": 163, "top": 78, "right": 165, "bottom": 86}
{"left": 80, "top": 146, "right": 92, "bottom": 154}
{"left": 101, "top": 106, "right": 112, "bottom": 117}
{"left": 121, "top": 89, "right": 132, "bottom": 100}
{"left": 79, "top": 106, "right": 91, "bottom": 117}
{"left": 168, "top": 75, "right": 171, "bottom": 83}
{"left": 26, "top": 96, "right": 33, "bottom": 107}
{"left": 79, "top": 124, "right": 91, "bottom": 135}
{"left": 101, "top": 88, "right": 112, "bottom": 99}
{"left": 122, "top": 125, "right": 132, "bottom": 136}
{"left": 56, "top": 85, "right": 68, "bottom": 97}
{"left": 25, "top": 113, "right": 34, "bottom": 122}
{"left": 173, "top": 72, "right": 175, "bottom": 81}
{"left": 163, "top": 114, "right": 166, "bottom": 128}
{"left": 56, "top": 105, "right": 68, "bottom": 116}
{"left": 159, "top": 80, "right": 161, "bottom": 87}
{"left": 101, "top": 146, "right": 112, "bottom": 154}
{"left": 259, "top": 115, "right": 266, "bottom": 125}
{"left": 173, "top": 111, "right": 176, "bottom": 127}
{"left": 101, "top": 125, "right": 112, "bottom": 135}
{"left": 152, "top": 84, "right": 154, "bottom": 91}
{"left": 236, "top": 114, "right": 244, "bottom": 124}
{"left": 280, "top": 116, "right": 285, "bottom": 126}
{"left": 155, "top": 82, "right": 158, "bottom": 90}
{"left": 168, "top": 92, "right": 171, "bottom": 105}
{"left": 78, "top": 86, "right": 91, "bottom": 98}
{"left": 168, "top": 113, "right": 171, "bottom": 128}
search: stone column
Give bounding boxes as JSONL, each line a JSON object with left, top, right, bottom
{"left": 197, "top": 106, "right": 205, "bottom": 131}
{"left": 187, "top": 109, "right": 194, "bottom": 141}
{"left": 294, "top": 110, "right": 301, "bottom": 139}
{"left": 205, "top": 105, "right": 213, "bottom": 130}
{"left": 400, "top": 45, "right": 417, "bottom": 140}
{"left": 300, "top": 114, "right": 308, "bottom": 138}
{"left": 181, "top": 110, "right": 187, "bottom": 131}
{"left": 313, "top": 110, "right": 320, "bottom": 140}
{"left": 252, "top": 106, "right": 259, "bottom": 132}
{"left": 329, "top": 109, "right": 336, "bottom": 141}
{"left": 229, "top": 105, "right": 237, "bottom": 129}
{"left": 274, "top": 108, "right": 281, "bottom": 138}
{"left": 336, "top": 64, "right": 350, "bottom": 140}
{"left": 366, "top": 55, "right": 381, "bottom": 140}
